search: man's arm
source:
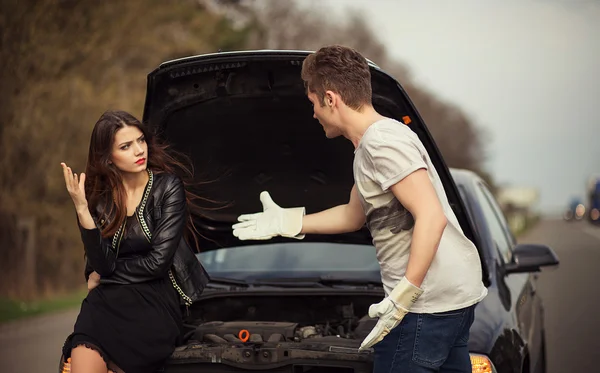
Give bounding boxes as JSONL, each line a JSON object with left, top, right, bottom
{"left": 301, "top": 184, "right": 366, "bottom": 235}
{"left": 232, "top": 185, "right": 365, "bottom": 240}
{"left": 389, "top": 169, "right": 447, "bottom": 287}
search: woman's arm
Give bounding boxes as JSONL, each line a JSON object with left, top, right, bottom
{"left": 61, "top": 162, "right": 118, "bottom": 276}
{"left": 77, "top": 210, "right": 118, "bottom": 277}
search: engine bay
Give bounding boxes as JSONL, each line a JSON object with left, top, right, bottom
{"left": 192, "top": 317, "right": 377, "bottom": 345}
{"left": 185, "top": 291, "right": 383, "bottom": 346}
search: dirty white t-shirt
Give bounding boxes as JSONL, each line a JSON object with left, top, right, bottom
{"left": 353, "top": 118, "right": 488, "bottom": 313}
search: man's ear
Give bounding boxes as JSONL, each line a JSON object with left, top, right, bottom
{"left": 324, "top": 91, "right": 335, "bottom": 108}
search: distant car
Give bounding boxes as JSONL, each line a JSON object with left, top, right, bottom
{"left": 586, "top": 176, "right": 600, "bottom": 225}
{"left": 563, "top": 198, "right": 586, "bottom": 221}
{"left": 104, "top": 50, "right": 560, "bottom": 373}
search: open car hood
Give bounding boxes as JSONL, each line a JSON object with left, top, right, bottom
{"left": 142, "top": 50, "right": 474, "bottom": 251}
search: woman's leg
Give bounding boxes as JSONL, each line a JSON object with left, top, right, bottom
{"left": 70, "top": 345, "right": 109, "bottom": 373}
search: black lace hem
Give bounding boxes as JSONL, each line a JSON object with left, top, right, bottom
{"left": 61, "top": 333, "right": 113, "bottom": 369}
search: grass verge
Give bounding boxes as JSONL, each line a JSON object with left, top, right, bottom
{"left": 0, "top": 288, "right": 86, "bottom": 324}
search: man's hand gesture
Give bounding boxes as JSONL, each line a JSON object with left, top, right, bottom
{"left": 232, "top": 191, "right": 305, "bottom": 240}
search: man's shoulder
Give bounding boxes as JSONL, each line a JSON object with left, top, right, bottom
{"left": 360, "top": 118, "right": 421, "bottom": 155}
{"left": 366, "top": 118, "right": 415, "bottom": 142}
{"left": 373, "top": 117, "right": 410, "bottom": 130}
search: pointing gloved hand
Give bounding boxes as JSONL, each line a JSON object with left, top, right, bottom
{"left": 232, "top": 191, "right": 306, "bottom": 240}
{"left": 359, "top": 277, "right": 424, "bottom": 351}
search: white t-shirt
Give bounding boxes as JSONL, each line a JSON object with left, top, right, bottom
{"left": 353, "top": 118, "right": 488, "bottom": 313}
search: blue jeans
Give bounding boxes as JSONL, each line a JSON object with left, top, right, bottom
{"left": 373, "top": 304, "right": 476, "bottom": 373}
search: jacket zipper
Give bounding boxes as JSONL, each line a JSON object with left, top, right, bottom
{"left": 134, "top": 171, "right": 193, "bottom": 313}
{"left": 111, "top": 220, "right": 126, "bottom": 258}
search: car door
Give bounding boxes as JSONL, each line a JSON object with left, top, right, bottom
{"left": 474, "top": 181, "right": 539, "bottom": 372}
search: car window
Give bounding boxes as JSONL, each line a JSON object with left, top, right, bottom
{"left": 480, "top": 184, "right": 517, "bottom": 245}
{"left": 474, "top": 183, "right": 513, "bottom": 263}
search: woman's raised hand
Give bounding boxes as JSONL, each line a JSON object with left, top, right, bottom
{"left": 61, "top": 162, "right": 88, "bottom": 211}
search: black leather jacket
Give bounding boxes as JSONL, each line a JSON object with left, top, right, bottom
{"left": 79, "top": 170, "right": 209, "bottom": 307}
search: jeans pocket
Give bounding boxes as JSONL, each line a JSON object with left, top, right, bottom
{"left": 412, "top": 309, "right": 466, "bottom": 368}
{"left": 429, "top": 309, "right": 465, "bottom": 317}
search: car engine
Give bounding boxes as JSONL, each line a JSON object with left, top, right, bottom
{"left": 192, "top": 317, "right": 377, "bottom": 345}
{"left": 186, "top": 293, "right": 383, "bottom": 346}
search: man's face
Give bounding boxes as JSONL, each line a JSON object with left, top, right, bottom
{"left": 307, "top": 91, "right": 342, "bottom": 138}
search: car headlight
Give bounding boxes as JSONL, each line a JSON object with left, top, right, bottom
{"left": 591, "top": 208, "right": 599, "bottom": 221}
{"left": 470, "top": 353, "right": 497, "bottom": 372}
{"left": 576, "top": 204, "right": 586, "bottom": 217}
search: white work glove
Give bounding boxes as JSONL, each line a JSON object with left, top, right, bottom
{"left": 232, "top": 191, "right": 306, "bottom": 240}
{"left": 359, "top": 277, "right": 424, "bottom": 351}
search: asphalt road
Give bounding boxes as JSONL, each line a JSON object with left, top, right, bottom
{"left": 0, "top": 306, "right": 80, "bottom": 372}
{"left": 0, "top": 218, "right": 598, "bottom": 373}
{"left": 518, "top": 219, "right": 600, "bottom": 373}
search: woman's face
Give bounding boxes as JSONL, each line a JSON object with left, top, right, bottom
{"left": 110, "top": 125, "right": 148, "bottom": 174}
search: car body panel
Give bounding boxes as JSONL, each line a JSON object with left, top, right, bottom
{"left": 451, "top": 169, "right": 548, "bottom": 373}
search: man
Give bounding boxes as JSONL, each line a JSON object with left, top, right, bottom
{"left": 232, "top": 45, "right": 488, "bottom": 373}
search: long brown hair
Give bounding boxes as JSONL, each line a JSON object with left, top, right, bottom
{"left": 85, "top": 110, "right": 215, "bottom": 251}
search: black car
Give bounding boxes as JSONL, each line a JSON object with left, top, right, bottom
{"left": 138, "top": 50, "right": 560, "bottom": 373}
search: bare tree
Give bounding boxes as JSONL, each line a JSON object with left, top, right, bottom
{"left": 0, "top": 0, "right": 251, "bottom": 297}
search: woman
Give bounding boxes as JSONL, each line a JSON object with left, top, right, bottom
{"left": 60, "top": 110, "right": 210, "bottom": 373}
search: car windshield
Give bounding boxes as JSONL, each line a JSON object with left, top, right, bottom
{"left": 196, "top": 242, "right": 382, "bottom": 283}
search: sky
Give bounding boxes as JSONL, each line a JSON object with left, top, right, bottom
{"left": 317, "top": 0, "right": 600, "bottom": 214}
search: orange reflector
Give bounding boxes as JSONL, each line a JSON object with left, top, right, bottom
{"left": 402, "top": 116, "right": 412, "bottom": 125}
{"left": 60, "top": 357, "right": 72, "bottom": 373}
{"left": 470, "top": 354, "right": 494, "bottom": 372}
{"left": 238, "top": 329, "right": 250, "bottom": 342}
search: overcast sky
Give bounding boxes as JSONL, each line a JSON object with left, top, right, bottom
{"left": 318, "top": 0, "right": 599, "bottom": 214}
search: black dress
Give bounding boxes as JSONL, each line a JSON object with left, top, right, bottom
{"left": 62, "top": 214, "right": 183, "bottom": 373}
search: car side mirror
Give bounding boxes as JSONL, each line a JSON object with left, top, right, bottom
{"left": 504, "top": 244, "right": 559, "bottom": 274}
